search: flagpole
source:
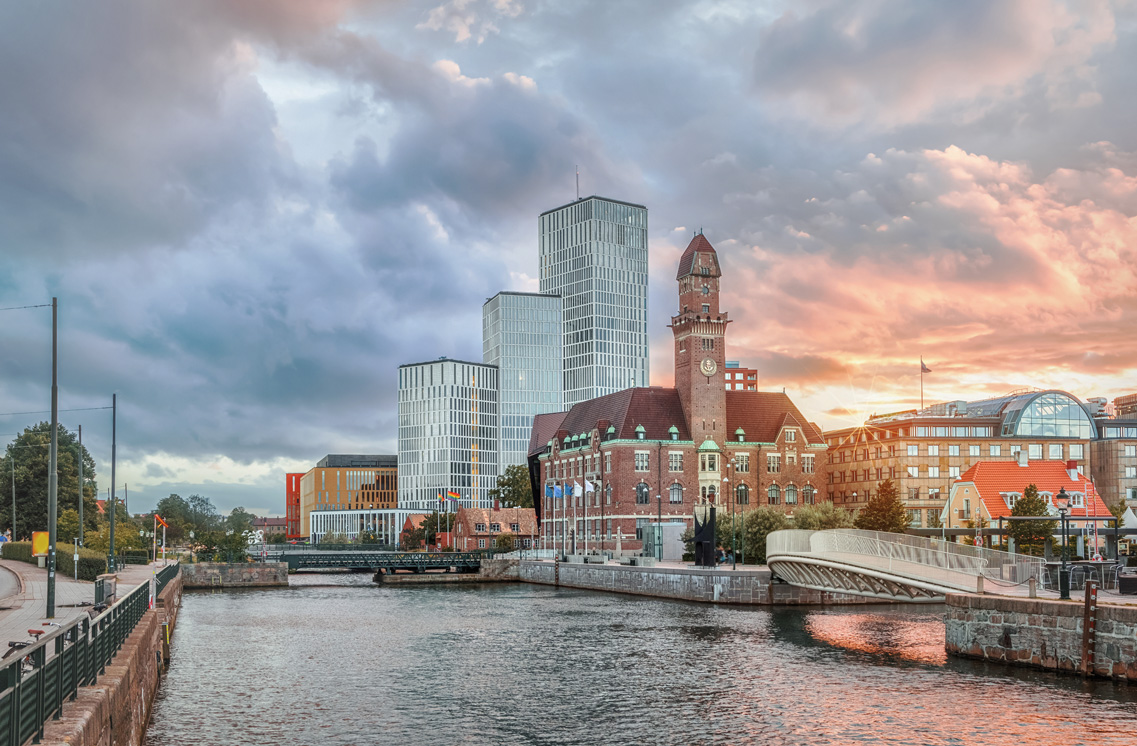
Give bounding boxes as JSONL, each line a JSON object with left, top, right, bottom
{"left": 584, "top": 481, "right": 589, "bottom": 555}
{"left": 920, "top": 358, "right": 924, "bottom": 411}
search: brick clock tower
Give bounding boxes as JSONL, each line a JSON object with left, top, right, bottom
{"left": 670, "top": 233, "right": 729, "bottom": 446}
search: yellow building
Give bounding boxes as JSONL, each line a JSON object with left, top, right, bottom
{"left": 299, "top": 454, "right": 397, "bottom": 537}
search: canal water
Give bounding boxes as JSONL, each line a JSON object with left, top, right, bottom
{"left": 144, "top": 575, "right": 1137, "bottom": 745}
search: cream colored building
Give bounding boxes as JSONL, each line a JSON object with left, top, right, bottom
{"left": 299, "top": 454, "right": 397, "bottom": 538}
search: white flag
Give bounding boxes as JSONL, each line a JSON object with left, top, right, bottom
{"left": 574, "top": 481, "right": 583, "bottom": 497}
{"left": 584, "top": 479, "right": 595, "bottom": 493}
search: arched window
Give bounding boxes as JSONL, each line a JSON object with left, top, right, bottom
{"left": 1006, "top": 391, "right": 1094, "bottom": 439}
{"left": 802, "top": 485, "right": 816, "bottom": 505}
{"left": 785, "top": 484, "right": 798, "bottom": 504}
{"left": 636, "top": 482, "right": 650, "bottom": 505}
{"left": 700, "top": 484, "right": 718, "bottom": 502}
{"left": 736, "top": 483, "right": 749, "bottom": 505}
{"left": 768, "top": 484, "right": 781, "bottom": 505}
{"left": 605, "top": 484, "right": 612, "bottom": 505}
{"left": 669, "top": 483, "right": 683, "bottom": 504}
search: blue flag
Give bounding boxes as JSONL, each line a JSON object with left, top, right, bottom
{"left": 553, "top": 484, "right": 563, "bottom": 499}
{"left": 545, "top": 484, "right": 553, "bottom": 498}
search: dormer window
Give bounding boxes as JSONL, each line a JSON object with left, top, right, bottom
{"left": 735, "top": 427, "right": 745, "bottom": 443}
{"left": 635, "top": 424, "right": 646, "bottom": 440}
{"left": 701, "top": 266, "right": 710, "bottom": 276}
{"left": 1070, "top": 492, "right": 1084, "bottom": 508}
{"left": 668, "top": 425, "right": 679, "bottom": 441}
{"left": 785, "top": 429, "right": 797, "bottom": 443}
{"left": 1002, "top": 492, "right": 1021, "bottom": 508}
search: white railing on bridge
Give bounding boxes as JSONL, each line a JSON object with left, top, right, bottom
{"left": 767, "top": 529, "right": 1045, "bottom": 591}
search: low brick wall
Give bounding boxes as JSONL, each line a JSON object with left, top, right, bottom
{"left": 180, "top": 562, "right": 288, "bottom": 588}
{"left": 520, "top": 560, "right": 873, "bottom": 605}
{"left": 945, "top": 593, "right": 1137, "bottom": 681}
{"left": 41, "top": 572, "right": 184, "bottom": 746}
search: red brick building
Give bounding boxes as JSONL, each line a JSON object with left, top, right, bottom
{"left": 529, "top": 233, "right": 829, "bottom": 554}
{"left": 453, "top": 506, "right": 538, "bottom": 550}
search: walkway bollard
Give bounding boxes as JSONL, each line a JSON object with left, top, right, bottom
{"left": 1029, "top": 576, "right": 1037, "bottom": 598}
{"left": 976, "top": 575, "right": 984, "bottom": 595}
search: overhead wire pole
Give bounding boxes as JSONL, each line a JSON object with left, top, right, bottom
{"left": 108, "top": 393, "right": 117, "bottom": 573}
{"left": 47, "top": 297, "right": 59, "bottom": 618}
{"left": 77, "top": 425, "right": 83, "bottom": 546}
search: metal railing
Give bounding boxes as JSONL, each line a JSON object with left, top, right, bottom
{"left": 768, "top": 529, "right": 1045, "bottom": 590}
{"left": 0, "top": 563, "right": 180, "bottom": 746}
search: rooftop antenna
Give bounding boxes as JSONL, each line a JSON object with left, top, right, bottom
{"left": 575, "top": 165, "right": 580, "bottom": 200}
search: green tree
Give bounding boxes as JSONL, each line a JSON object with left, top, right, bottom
{"left": 1, "top": 422, "right": 99, "bottom": 540}
{"left": 226, "top": 506, "right": 256, "bottom": 534}
{"left": 487, "top": 465, "right": 533, "bottom": 509}
{"left": 422, "top": 511, "right": 456, "bottom": 546}
{"left": 494, "top": 532, "right": 516, "bottom": 552}
{"left": 356, "top": 529, "right": 379, "bottom": 544}
{"left": 793, "top": 502, "right": 855, "bottom": 531}
{"left": 1007, "top": 484, "right": 1055, "bottom": 556}
{"left": 154, "top": 493, "right": 192, "bottom": 543}
{"left": 187, "top": 494, "right": 221, "bottom": 532}
{"left": 742, "top": 507, "right": 791, "bottom": 564}
{"left": 853, "top": 478, "right": 910, "bottom": 534}
{"left": 57, "top": 508, "right": 81, "bottom": 543}
{"left": 320, "top": 531, "right": 348, "bottom": 544}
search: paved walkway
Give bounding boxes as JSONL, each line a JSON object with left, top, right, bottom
{"left": 0, "top": 560, "right": 172, "bottom": 647}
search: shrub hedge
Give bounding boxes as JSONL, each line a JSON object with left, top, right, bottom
{"left": 1, "top": 541, "right": 107, "bottom": 581}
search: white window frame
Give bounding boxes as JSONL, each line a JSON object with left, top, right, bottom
{"left": 635, "top": 451, "right": 650, "bottom": 472}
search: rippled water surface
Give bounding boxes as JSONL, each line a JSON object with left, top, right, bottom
{"left": 144, "top": 575, "right": 1137, "bottom": 745}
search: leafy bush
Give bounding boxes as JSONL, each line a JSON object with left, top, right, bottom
{"left": 2, "top": 540, "right": 106, "bottom": 580}
{"left": 742, "top": 507, "right": 791, "bottom": 564}
{"left": 793, "top": 502, "right": 855, "bottom": 531}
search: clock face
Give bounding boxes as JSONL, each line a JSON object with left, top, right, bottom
{"left": 700, "top": 358, "right": 717, "bottom": 377}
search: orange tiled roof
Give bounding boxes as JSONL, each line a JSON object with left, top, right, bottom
{"left": 457, "top": 507, "right": 538, "bottom": 535}
{"left": 956, "top": 460, "right": 1110, "bottom": 519}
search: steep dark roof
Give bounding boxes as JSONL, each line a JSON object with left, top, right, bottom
{"left": 725, "top": 391, "right": 825, "bottom": 444}
{"left": 676, "top": 234, "right": 718, "bottom": 280}
{"left": 528, "top": 410, "right": 569, "bottom": 456}
{"left": 528, "top": 388, "right": 691, "bottom": 455}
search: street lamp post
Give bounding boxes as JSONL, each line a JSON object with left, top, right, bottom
{"left": 1056, "top": 488, "right": 1071, "bottom": 600}
{"left": 656, "top": 492, "right": 662, "bottom": 562}
{"left": 723, "top": 466, "right": 736, "bottom": 570}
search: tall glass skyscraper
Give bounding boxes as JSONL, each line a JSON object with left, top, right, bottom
{"left": 538, "top": 196, "right": 649, "bottom": 406}
{"left": 482, "top": 291, "right": 564, "bottom": 474}
{"left": 397, "top": 358, "right": 498, "bottom": 511}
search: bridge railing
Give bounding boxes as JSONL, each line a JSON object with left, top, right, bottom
{"left": 768, "top": 529, "right": 1044, "bottom": 590}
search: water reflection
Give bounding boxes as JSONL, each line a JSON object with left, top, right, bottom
{"left": 144, "top": 580, "right": 1137, "bottom": 746}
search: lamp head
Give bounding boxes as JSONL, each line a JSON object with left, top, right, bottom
{"left": 1055, "top": 487, "right": 1070, "bottom": 512}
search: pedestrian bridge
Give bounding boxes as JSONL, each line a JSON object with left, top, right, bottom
{"left": 278, "top": 549, "right": 487, "bottom": 573}
{"left": 766, "top": 529, "right": 1044, "bottom": 602}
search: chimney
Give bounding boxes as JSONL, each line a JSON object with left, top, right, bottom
{"left": 1017, "top": 449, "right": 1029, "bottom": 467}
{"left": 1066, "top": 459, "right": 1079, "bottom": 482}
{"left": 494, "top": 500, "right": 500, "bottom": 512}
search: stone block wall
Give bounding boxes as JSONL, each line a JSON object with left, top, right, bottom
{"left": 945, "top": 593, "right": 1137, "bottom": 682}
{"left": 479, "top": 558, "right": 519, "bottom": 580}
{"left": 42, "top": 572, "right": 184, "bottom": 746}
{"left": 180, "top": 562, "right": 288, "bottom": 588}
{"left": 520, "top": 560, "right": 873, "bottom": 605}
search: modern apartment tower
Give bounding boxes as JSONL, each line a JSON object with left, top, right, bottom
{"left": 397, "top": 358, "right": 499, "bottom": 511}
{"left": 482, "top": 291, "right": 564, "bottom": 474}
{"left": 539, "top": 196, "right": 649, "bottom": 406}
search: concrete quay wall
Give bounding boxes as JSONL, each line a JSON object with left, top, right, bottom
{"left": 181, "top": 561, "right": 288, "bottom": 588}
{"left": 520, "top": 560, "right": 873, "bottom": 606}
{"left": 41, "top": 572, "right": 183, "bottom": 746}
{"left": 945, "top": 593, "right": 1137, "bottom": 682}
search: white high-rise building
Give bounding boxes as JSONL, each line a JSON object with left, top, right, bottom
{"left": 482, "top": 291, "right": 564, "bottom": 474}
{"left": 539, "top": 196, "right": 649, "bottom": 406}
{"left": 397, "top": 358, "right": 498, "bottom": 511}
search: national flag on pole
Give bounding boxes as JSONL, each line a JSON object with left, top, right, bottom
{"left": 920, "top": 358, "right": 932, "bottom": 374}
{"left": 573, "top": 481, "right": 583, "bottom": 497}
{"left": 584, "top": 479, "right": 595, "bottom": 493}
{"left": 545, "top": 484, "right": 554, "bottom": 498}
{"left": 553, "top": 484, "right": 563, "bottom": 499}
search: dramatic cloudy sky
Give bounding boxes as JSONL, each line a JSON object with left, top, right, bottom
{"left": 2, "top": 0, "right": 1136, "bottom": 516}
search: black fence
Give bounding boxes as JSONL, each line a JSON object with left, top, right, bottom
{"left": 0, "top": 562, "right": 180, "bottom": 746}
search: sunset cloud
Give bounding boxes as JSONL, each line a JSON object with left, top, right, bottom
{"left": 2, "top": 0, "right": 1135, "bottom": 513}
